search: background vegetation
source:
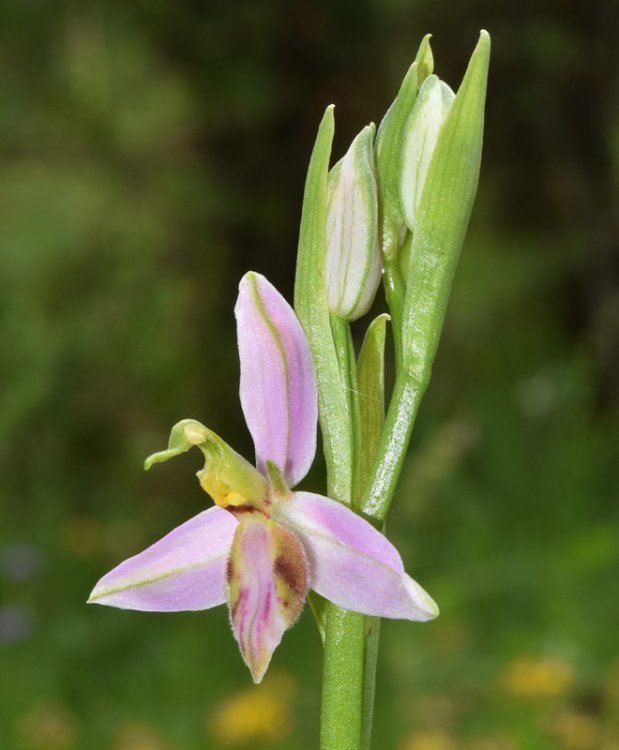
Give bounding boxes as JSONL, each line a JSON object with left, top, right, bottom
{"left": 1, "top": 1, "right": 618, "bottom": 748}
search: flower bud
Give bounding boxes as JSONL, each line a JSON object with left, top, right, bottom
{"left": 325, "top": 124, "right": 381, "bottom": 321}
{"left": 375, "top": 34, "right": 434, "bottom": 265}
{"left": 399, "top": 74, "right": 455, "bottom": 232}
{"left": 400, "top": 31, "right": 490, "bottom": 378}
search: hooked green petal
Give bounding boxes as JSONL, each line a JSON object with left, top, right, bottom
{"left": 145, "top": 419, "right": 268, "bottom": 510}
{"left": 144, "top": 419, "right": 210, "bottom": 470}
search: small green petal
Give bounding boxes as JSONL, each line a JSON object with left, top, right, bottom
{"left": 145, "top": 419, "right": 269, "bottom": 510}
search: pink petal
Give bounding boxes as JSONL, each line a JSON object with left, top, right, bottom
{"left": 88, "top": 507, "right": 238, "bottom": 612}
{"left": 235, "top": 272, "right": 317, "bottom": 487}
{"left": 227, "top": 514, "right": 309, "bottom": 683}
{"left": 274, "top": 492, "right": 439, "bottom": 621}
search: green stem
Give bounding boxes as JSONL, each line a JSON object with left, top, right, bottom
{"left": 322, "top": 370, "right": 428, "bottom": 750}
{"left": 361, "top": 616, "right": 381, "bottom": 750}
{"left": 320, "top": 350, "right": 429, "bottom": 750}
{"left": 321, "top": 317, "right": 367, "bottom": 750}
{"left": 321, "top": 608, "right": 367, "bottom": 750}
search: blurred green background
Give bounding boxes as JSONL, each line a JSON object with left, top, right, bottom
{"left": 1, "top": 1, "right": 618, "bottom": 749}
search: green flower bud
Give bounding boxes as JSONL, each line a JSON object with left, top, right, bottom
{"left": 399, "top": 75, "right": 455, "bottom": 232}
{"left": 325, "top": 124, "right": 381, "bottom": 321}
{"left": 401, "top": 31, "right": 490, "bottom": 380}
{"left": 375, "top": 34, "right": 434, "bottom": 265}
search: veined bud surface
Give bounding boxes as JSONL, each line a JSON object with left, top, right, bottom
{"left": 399, "top": 74, "right": 455, "bottom": 232}
{"left": 325, "top": 124, "right": 381, "bottom": 321}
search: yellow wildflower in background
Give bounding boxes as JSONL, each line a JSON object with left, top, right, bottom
{"left": 547, "top": 710, "right": 600, "bottom": 750}
{"left": 501, "top": 656, "right": 574, "bottom": 699}
{"left": 115, "top": 722, "right": 170, "bottom": 750}
{"left": 401, "top": 729, "right": 457, "bottom": 750}
{"left": 18, "top": 706, "right": 78, "bottom": 750}
{"left": 207, "top": 670, "right": 296, "bottom": 746}
{"left": 467, "top": 735, "right": 517, "bottom": 750}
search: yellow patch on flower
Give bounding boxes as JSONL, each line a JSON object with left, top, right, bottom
{"left": 207, "top": 671, "right": 296, "bottom": 745}
{"left": 501, "top": 656, "right": 574, "bottom": 698}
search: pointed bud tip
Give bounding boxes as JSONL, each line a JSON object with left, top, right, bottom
{"left": 475, "top": 29, "right": 491, "bottom": 57}
{"left": 321, "top": 103, "right": 335, "bottom": 127}
{"left": 415, "top": 33, "right": 434, "bottom": 84}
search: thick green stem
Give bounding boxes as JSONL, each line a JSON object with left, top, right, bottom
{"left": 322, "top": 371, "right": 426, "bottom": 750}
{"left": 320, "top": 608, "right": 367, "bottom": 750}
{"left": 321, "top": 318, "right": 367, "bottom": 750}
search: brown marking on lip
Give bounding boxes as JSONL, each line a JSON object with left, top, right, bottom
{"left": 274, "top": 554, "right": 306, "bottom": 599}
{"left": 231, "top": 586, "right": 247, "bottom": 621}
{"left": 227, "top": 505, "right": 269, "bottom": 518}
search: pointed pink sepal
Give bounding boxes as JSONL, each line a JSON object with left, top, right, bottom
{"left": 88, "top": 507, "right": 238, "bottom": 612}
{"left": 235, "top": 272, "right": 317, "bottom": 487}
{"left": 227, "top": 514, "right": 309, "bottom": 683}
{"left": 275, "top": 492, "right": 439, "bottom": 621}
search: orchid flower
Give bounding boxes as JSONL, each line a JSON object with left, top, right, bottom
{"left": 89, "top": 272, "right": 438, "bottom": 683}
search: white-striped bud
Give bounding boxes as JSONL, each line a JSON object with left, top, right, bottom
{"left": 399, "top": 75, "right": 455, "bottom": 232}
{"left": 325, "top": 124, "right": 381, "bottom": 321}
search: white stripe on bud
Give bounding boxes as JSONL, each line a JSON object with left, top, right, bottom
{"left": 399, "top": 75, "right": 455, "bottom": 232}
{"left": 325, "top": 124, "right": 381, "bottom": 321}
